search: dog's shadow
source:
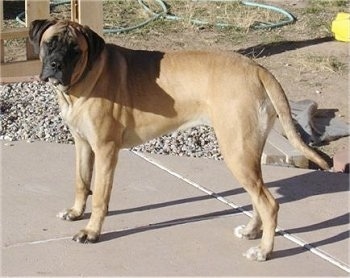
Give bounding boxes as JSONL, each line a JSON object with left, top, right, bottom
{"left": 96, "top": 168, "right": 349, "bottom": 261}
{"left": 236, "top": 36, "right": 334, "bottom": 58}
{"left": 268, "top": 170, "right": 349, "bottom": 259}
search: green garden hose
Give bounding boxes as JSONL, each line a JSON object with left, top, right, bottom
{"left": 241, "top": 1, "right": 296, "bottom": 29}
{"left": 16, "top": 0, "right": 296, "bottom": 34}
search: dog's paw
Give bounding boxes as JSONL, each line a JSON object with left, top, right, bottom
{"left": 57, "top": 208, "right": 84, "bottom": 221}
{"left": 234, "top": 225, "right": 246, "bottom": 239}
{"left": 234, "top": 225, "right": 262, "bottom": 240}
{"left": 72, "top": 229, "right": 100, "bottom": 244}
{"left": 243, "top": 246, "right": 269, "bottom": 262}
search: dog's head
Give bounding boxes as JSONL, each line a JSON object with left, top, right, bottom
{"left": 29, "top": 19, "right": 105, "bottom": 89}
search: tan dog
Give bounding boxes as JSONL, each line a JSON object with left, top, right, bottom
{"left": 29, "top": 19, "right": 329, "bottom": 261}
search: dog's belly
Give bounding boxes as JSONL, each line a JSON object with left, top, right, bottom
{"left": 121, "top": 114, "right": 211, "bottom": 148}
{"left": 177, "top": 116, "right": 212, "bottom": 131}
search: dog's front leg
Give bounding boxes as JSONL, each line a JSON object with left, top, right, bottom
{"left": 73, "top": 141, "right": 118, "bottom": 243}
{"left": 58, "top": 136, "right": 94, "bottom": 221}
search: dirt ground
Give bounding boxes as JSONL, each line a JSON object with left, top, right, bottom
{"left": 2, "top": 0, "right": 349, "bottom": 160}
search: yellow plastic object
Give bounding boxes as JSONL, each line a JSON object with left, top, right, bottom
{"left": 331, "top": 12, "right": 350, "bottom": 42}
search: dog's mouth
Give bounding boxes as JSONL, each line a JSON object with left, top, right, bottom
{"left": 39, "top": 73, "right": 62, "bottom": 85}
{"left": 39, "top": 70, "right": 67, "bottom": 87}
{"left": 43, "top": 77, "right": 70, "bottom": 92}
{"left": 48, "top": 77, "right": 60, "bottom": 86}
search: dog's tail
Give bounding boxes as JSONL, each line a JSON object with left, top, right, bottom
{"left": 258, "top": 66, "right": 330, "bottom": 170}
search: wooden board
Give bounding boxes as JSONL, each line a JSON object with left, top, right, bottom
{"left": 0, "top": 60, "right": 41, "bottom": 80}
{"left": 72, "top": 0, "right": 103, "bottom": 36}
{"left": 0, "top": 28, "right": 29, "bottom": 40}
{"left": 262, "top": 128, "right": 308, "bottom": 168}
{"left": 25, "top": 0, "right": 50, "bottom": 60}
{"left": 25, "top": 0, "right": 50, "bottom": 24}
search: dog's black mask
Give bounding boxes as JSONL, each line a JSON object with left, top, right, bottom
{"left": 40, "top": 36, "right": 82, "bottom": 86}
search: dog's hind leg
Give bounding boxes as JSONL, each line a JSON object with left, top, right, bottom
{"left": 212, "top": 106, "right": 278, "bottom": 261}
{"left": 234, "top": 204, "right": 262, "bottom": 240}
{"left": 225, "top": 151, "right": 278, "bottom": 261}
{"left": 227, "top": 154, "right": 278, "bottom": 261}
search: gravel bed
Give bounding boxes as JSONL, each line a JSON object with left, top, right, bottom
{"left": 0, "top": 81, "right": 223, "bottom": 159}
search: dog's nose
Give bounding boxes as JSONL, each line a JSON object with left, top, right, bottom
{"left": 51, "top": 61, "right": 61, "bottom": 70}
{"left": 39, "top": 73, "right": 49, "bottom": 82}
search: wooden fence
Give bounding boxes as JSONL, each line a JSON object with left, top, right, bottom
{"left": 0, "top": 0, "right": 103, "bottom": 82}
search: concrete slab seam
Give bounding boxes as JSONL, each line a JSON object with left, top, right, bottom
{"left": 130, "top": 151, "right": 253, "bottom": 218}
{"left": 276, "top": 229, "right": 350, "bottom": 273}
{"left": 132, "top": 151, "right": 350, "bottom": 273}
{"left": 3, "top": 236, "right": 72, "bottom": 249}
{"left": 3, "top": 212, "right": 239, "bottom": 249}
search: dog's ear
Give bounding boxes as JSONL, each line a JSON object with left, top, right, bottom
{"left": 80, "top": 25, "right": 105, "bottom": 68}
{"left": 29, "top": 19, "right": 57, "bottom": 54}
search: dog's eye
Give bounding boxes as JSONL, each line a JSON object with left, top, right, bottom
{"left": 73, "top": 45, "right": 82, "bottom": 55}
{"left": 47, "top": 37, "right": 58, "bottom": 50}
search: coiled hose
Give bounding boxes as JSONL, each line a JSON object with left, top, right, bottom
{"left": 17, "top": 0, "right": 296, "bottom": 34}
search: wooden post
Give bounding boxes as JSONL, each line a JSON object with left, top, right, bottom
{"left": 25, "top": 0, "right": 49, "bottom": 60}
{"left": 71, "top": 0, "right": 103, "bottom": 36}
{"left": 0, "top": 0, "right": 4, "bottom": 63}
{"left": 71, "top": 0, "right": 79, "bottom": 23}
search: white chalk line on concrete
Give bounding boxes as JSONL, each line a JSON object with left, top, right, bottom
{"left": 3, "top": 236, "right": 72, "bottom": 248}
{"left": 3, "top": 212, "right": 238, "bottom": 249}
{"left": 133, "top": 151, "right": 350, "bottom": 273}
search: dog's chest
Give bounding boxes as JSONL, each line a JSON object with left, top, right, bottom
{"left": 57, "top": 97, "right": 73, "bottom": 123}
{"left": 56, "top": 92, "right": 87, "bottom": 139}
{"left": 60, "top": 107, "right": 86, "bottom": 139}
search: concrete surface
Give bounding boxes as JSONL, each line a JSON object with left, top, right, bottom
{"left": 333, "top": 148, "right": 350, "bottom": 173}
{"left": 1, "top": 141, "right": 349, "bottom": 276}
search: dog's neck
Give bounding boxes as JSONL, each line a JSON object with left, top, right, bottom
{"left": 53, "top": 49, "right": 108, "bottom": 121}
{"left": 56, "top": 48, "right": 106, "bottom": 96}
